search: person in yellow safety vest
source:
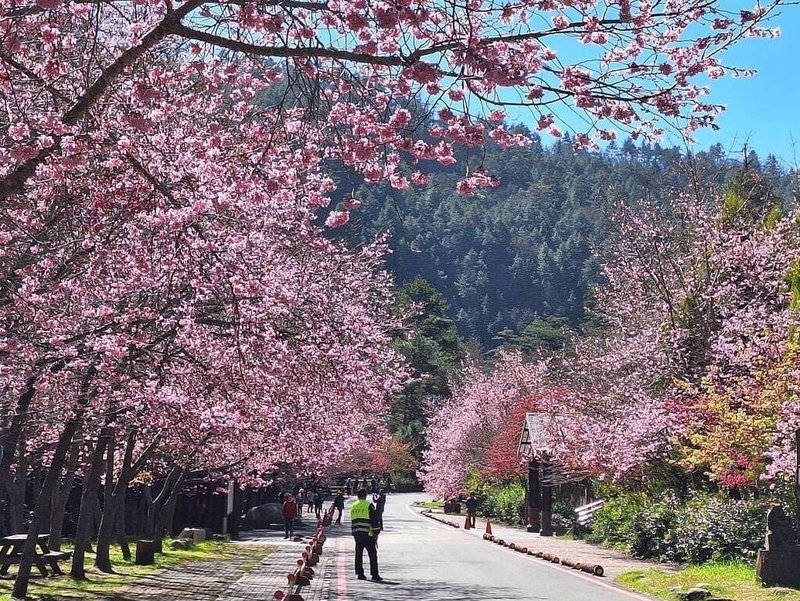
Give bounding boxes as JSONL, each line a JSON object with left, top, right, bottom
{"left": 350, "top": 488, "right": 382, "bottom": 581}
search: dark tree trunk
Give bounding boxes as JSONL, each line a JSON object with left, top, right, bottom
{"left": 117, "top": 483, "right": 131, "bottom": 561}
{"left": 794, "top": 429, "right": 800, "bottom": 527}
{"left": 144, "top": 485, "right": 156, "bottom": 539}
{"left": 12, "top": 413, "right": 84, "bottom": 598}
{"left": 70, "top": 428, "right": 111, "bottom": 578}
{"left": 7, "top": 448, "right": 27, "bottom": 535}
{"left": 144, "top": 466, "right": 181, "bottom": 539}
{"left": 526, "top": 459, "right": 541, "bottom": 533}
{"left": 154, "top": 470, "right": 185, "bottom": 543}
{"left": 0, "top": 375, "right": 37, "bottom": 488}
{"left": 96, "top": 432, "right": 159, "bottom": 571}
{"left": 50, "top": 435, "right": 81, "bottom": 551}
{"left": 95, "top": 431, "right": 118, "bottom": 573}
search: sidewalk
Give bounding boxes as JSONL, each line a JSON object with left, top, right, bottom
{"left": 113, "top": 530, "right": 336, "bottom": 601}
{"left": 418, "top": 508, "right": 676, "bottom": 580}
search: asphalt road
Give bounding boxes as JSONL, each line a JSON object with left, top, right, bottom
{"left": 325, "top": 492, "right": 653, "bottom": 601}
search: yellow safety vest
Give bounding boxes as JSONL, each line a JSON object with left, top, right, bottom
{"left": 350, "top": 499, "right": 373, "bottom": 536}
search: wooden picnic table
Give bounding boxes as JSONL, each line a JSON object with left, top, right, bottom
{"left": 0, "top": 534, "right": 71, "bottom": 577}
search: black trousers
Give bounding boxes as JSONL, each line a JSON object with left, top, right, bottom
{"left": 353, "top": 532, "right": 379, "bottom": 577}
{"left": 284, "top": 518, "right": 294, "bottom": 538}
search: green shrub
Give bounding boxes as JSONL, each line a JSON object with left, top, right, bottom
{"left": 482, "top": 482, "right": 526, "bottom": 526}
{"left": 672, "top": 493, "right": 765, "bottom": 564}
{"left": 630, "top": 492, "right": 680, "bottom": 560}
{"left": 586, "top": 491, "right": 647, "bottom": 548}
{"left": 552, "top": 500, "right": 577, "bottom": 532}
{"left": 588, "top": 490, "right": 768, "bottom": 564}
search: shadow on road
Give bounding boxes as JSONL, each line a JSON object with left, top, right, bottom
{"left": 348, "top": 577, "right": 551, "bottom": 601}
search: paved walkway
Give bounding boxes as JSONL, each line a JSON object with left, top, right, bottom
{"left": 420, "top": 507, "right": 675, "bottom": 579}
{"left": 110, "top": 530, "right": 335, "bottom": 601}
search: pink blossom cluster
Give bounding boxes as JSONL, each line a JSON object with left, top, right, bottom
{"left": 0, "top": 54, "right": 408, "bottom": 502}
{"left": 422, "top": 188, "right": 800, "bottom": 491}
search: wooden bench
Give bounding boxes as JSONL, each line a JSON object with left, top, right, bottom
{"left": 574, "top": 499, "right": 605, "bottom": 527}
{"left": 0, "top": 535, "right": 71, "bottom": 577}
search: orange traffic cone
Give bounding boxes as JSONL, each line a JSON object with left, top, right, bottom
{"left": 463, "top": 515, "right": 471, "bottom": 530}
{"left": 485, "top": 519, "right": 493, "bottom": 536}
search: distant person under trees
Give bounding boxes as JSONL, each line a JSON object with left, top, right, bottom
{"left": 373, "top": 490, "right": 387, "bottom": 531}
{"left": 282, "top": 495, "right": 298, "bottom": 539}
{"left": 334, "top": 492, "right": 345, "bottom": 525}
{"left": 314, "top": 490, "right": 325, "bottom": 520}
{"left": 465, "top": 494, "right": 479, "bottom": 529}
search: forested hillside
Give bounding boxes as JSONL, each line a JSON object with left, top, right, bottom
{"left": 347, "top": 134, "right": 795, "bottom": 347}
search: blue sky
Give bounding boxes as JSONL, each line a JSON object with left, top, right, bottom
{"left": 497, "top": 7, "right": 800, "bottom": 166}
{"left": 680, "top": 6, "right": 800, "bottom": 167}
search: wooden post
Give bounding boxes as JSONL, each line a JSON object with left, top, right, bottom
{"left": 135, "top": 540, "right": 156, "bottom": 565}
{"left": 231, "top": 480, "right": 242, "bottom": 540}
{"left": 526, "top": 459, "right": 541, "bottom": 533}
{"left": 540, "top": 455, "right": 553, "bottom": 537}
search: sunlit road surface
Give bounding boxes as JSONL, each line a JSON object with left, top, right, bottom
{"left": 323, "top": 493, "right": 654, "bottom": 601}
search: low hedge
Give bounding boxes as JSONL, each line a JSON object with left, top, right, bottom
{"left": 587, "top": 491, "right": 768, "bottom": 564}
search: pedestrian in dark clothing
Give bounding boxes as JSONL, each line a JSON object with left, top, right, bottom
{"left": 333, "top": 492, "right": 345, "bottom": 524}
{"left": 372, "top": 490, "right": 387, "bottom": 531}
{"left": 350, "top": 489, "right": 382, "bottom": 581}
{"left": 465, "top": 493, "right": 478, "bottom": 529}
{"left": 283, "top": 495, "right": 298, "bottom": 539}
{"left": 314, "top": 490, "right": 325, "bottom": 519}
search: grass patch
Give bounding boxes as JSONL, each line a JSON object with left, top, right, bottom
{"left": 617, "top": 561, "right": 800, "bottom": 601}
{"left": 0, "top": 539, "right": 270, "bottom": 601}
{"left": 413, "top": 500, "right": 445, "bottom": 510}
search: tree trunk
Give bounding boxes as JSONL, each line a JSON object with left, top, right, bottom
{"left": 7, "top": 449, "right": 27, "bottom": 535}
{"left": 50, "top": 436, "right": 81, "bottom": 551}
{"left": 145, "top": 467, "right": 184, "bottom": 542}
{"left": 12, "top": 414, "right": 84, "bottom": 598}
{"left": 144, "top": 485, "right": 156, "bottom": 539}
{"left": 95, "top": 431, "right": 118, "bottom": 573}
{"left": 96, "top": 432, "right": 159, "bottom": 572}
{"left": 155, "top": 471, "right": 185, "bottom": 542}
{"left": 794, "top": 428, "right": 800, "bottom": 528}
{"left": 0, "top": 375, "right": 37, "bottom": 488}
{"left": 70, "top": 428, "right": 111, "bottom": 578}
{"left": 117, "top": 483, "right": 131, "bottom": 561}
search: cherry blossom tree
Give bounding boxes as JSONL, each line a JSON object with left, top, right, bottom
{"left": 423, "top": 175, "right": 800, "bottom": 493}
{"left": 0, "top": 0, "right": 793, "bottom": 594}
{"left": 0, "top": 54, "right": 406, "bottom": 594}
{"left": 420, "top": 351, "right": 548, "bottom": 497}
{"left": 572, "top": 176, "right": 800, "bottom": 486}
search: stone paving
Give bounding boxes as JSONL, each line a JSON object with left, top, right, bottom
{"left": 217, "top": 544, "right": 333, "bottom": 601}
{"left": 110, "top": 530, "right": 338, "bottom": 601}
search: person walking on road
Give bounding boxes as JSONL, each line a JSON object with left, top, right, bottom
{"left": 282, "top": 494, "right": 298, "bottom": 539}
{"left": 333, "top": 492, "right": 345, "bottom": 524}
{"left": 314, "top": 489, "right": 325, "bottom": 519}
{"left": 372, "top": 489, "right": 387, "bottom": 531}
{"left": 350, "top": 488, "right": 382, "bottom": 581}
{"left": 465, "top": 493, "right": 478, "bottom": 529}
